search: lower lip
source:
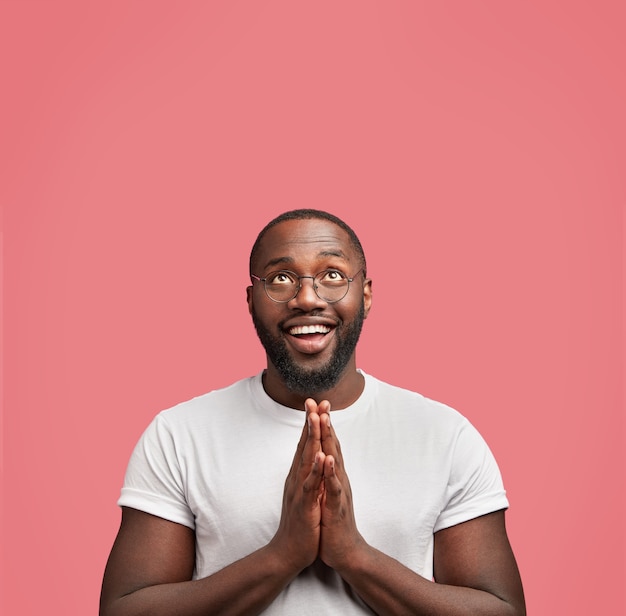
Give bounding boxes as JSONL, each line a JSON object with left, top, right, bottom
{"left": 285, "top": 330, "right": 335, "bottom": 355}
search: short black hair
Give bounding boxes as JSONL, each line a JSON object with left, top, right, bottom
{"left": 249, "top": 209, "right": 367, "bottom": 275}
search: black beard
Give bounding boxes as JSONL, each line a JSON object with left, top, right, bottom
{"left": 252, "top": 303, "right": 365, "bottom": 397}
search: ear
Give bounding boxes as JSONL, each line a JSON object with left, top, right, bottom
{"left": 362, "top": 278, "right": 372, "bottom": 318}
{"left": 246, "top": 285, "right": 254, "bottom": 315}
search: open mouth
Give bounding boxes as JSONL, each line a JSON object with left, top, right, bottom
{"left": 288, "top": 324, "right": 332, "bottom": 336}
{"left": 283, "top": 322, "right": 336, "bottom": 354}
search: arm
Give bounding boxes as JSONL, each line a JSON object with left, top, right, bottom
{"left": 100, "top": 404, "right": 328, "bottom": 616}
{"left": 99, "top": 508, "right": 295, "bottom": 616}
{"left": 315, "top": 406, "right": 526, "bottom": 616}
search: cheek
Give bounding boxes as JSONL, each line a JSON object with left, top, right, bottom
{"left": 251, "top": 299, "right": 284, "bottom": 325}
{"left": 338, "top": 300, "right": 363, "bottom": 323}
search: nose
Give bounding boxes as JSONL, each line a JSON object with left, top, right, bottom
{"left": 287, "top": 276, "right": 328, "bottom": 311}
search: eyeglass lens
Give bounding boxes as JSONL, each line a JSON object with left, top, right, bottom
{"left": 264, "top": 270, "right": 349, "bottom": 302}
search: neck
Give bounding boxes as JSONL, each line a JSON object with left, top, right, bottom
{"left": 261, "top": 361, "right": 365, "bottom": 410}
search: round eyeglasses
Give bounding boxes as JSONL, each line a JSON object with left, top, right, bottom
{"left": 250, "top": 268, "right": 364, "bottom": 303}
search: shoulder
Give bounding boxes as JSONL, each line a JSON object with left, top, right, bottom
{"left": 156, "top": 374, "right": 260, "bottom": 425}
{"left": 124, "top": 374, "right": 263, "bottom": 474}
{"left": 363, "top": 372, "right": 468, "bottom": 428}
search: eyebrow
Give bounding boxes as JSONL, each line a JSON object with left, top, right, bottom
{"left": 264, "top": 256, "right": 295, "bottom": 269}
{"left": 263, "top": 250, "right": 349, "bottom": 270}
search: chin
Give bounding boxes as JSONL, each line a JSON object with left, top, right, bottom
{"left": 252, "top": 302, "right": 365, "bottom": 396}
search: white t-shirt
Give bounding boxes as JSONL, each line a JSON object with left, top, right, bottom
{"left": 119, "top": 372, "right": 508, "bottom": 615}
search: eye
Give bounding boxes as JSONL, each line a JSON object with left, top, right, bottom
{"left": 319, "top": 269, "right": 347, "bottom": 284}
{"left": 267, "top": 271, "right": 297, "bottom": 285}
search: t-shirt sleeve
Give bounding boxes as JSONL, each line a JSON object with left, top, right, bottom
{"left": 434, "top": 418, "right": 509, "bottom": 532}
{"left": 117, "top": 413, "right": 195, "bottom": 529}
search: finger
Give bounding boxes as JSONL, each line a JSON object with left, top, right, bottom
{"left": 320, "top": 411, "right": 343, "bottom": 467}
{"left": 302, "top": 451, "right": 326, "bottom": 501}
{"left": 304, "top": 398, "right": 321, "bottom": 415}
{"left": 316, "top": 400, "right": 330, "bottom": 435}
{"left": 322, "top": 455, "right": 343, "bottom": 508}
{"left": 301, "top": 411, "right": 322, "bottom": 468}
{"left": 304, "top": 399, "right": 322, "bottom": 451}
{"left": 317, "top": 399, "right": 331, "bottom": 414}
{"left": 318, "top": 400, "right": 331, "bottom": 443}
{"left": 288, "top": 400, "right": 320, "bottom": 477}
{"left": 291, "top": 400, "right": 323, "bottom": 481}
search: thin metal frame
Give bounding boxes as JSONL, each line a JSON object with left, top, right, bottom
{"left": 250, "top": 268, "right": 364, "bottom": 303}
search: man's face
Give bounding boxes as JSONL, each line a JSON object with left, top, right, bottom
{"left": 247, "top": 218, "right": 372, "bottom": 397}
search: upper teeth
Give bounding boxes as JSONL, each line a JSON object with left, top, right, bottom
{"left": 289, "top": 324, "right": 331, "bottom": 335}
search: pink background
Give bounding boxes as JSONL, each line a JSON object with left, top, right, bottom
{"left": 1, "top": 2, "right": 624, "bottom": 614}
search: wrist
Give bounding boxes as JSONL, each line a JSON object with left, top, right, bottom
{"left": 266, "top": 534, "right": 317, "bottom": 578}
{"left": 324, "top": 533, "right": 370, "bottom": 575}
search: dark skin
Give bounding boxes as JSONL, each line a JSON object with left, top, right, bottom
{"left": 100, "top": 218, "right": 526, "bottom": 615}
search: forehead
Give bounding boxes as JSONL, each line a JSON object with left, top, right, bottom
{"left": 253, "top": 218, "right": 357, "bottom": 271}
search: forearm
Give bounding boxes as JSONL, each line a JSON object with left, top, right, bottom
{"left": 102, "top": 409, "right": 327, "bottom": 616}
{"left": 101, "top": 543, "right": 297, "bottom": 616}
{"left": 337, "top": 544, "right": 524, "bottom": 616}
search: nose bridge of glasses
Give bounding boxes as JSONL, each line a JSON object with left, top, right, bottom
{"left": 293, "top": 274, "right": 321, "bottom": 301}
{"left": 298, "top": 274, "right": 317, "bottom": 287}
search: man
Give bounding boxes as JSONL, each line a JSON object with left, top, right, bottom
{"left": 100, "top": 209, "right": 525, "bottom": 615}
